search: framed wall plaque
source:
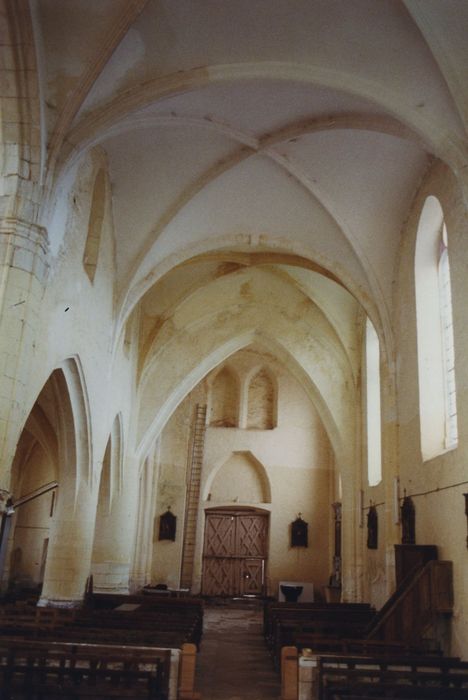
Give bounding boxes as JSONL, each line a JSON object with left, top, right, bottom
{"left": 401, "top": 496, "right": 415, "bottom": 544}
{"left": 159, "top": 508, "right": 176, "bottom": 541}
{"left": 367, "top": 505, "right": 378, "bottom": 549}
{"left": 291, "top": 515, "right": 308, "bottom": 547}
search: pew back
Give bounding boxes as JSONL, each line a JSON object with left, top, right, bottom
{"left": 0, "top": 637, "right": 171, "bottom": 699}
{"left": 317, "top": 653, "right": 468, "bottom": 700}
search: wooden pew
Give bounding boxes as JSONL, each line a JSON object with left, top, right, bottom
{"left": 0, "top": 599, "right": 203, "bottom": 649}
{"left": 282, "top": 640, "right": 445, "bottom": 699}
{"left": 0, "top": 619, "right": 198, "bottom": 652}
{"left": 267, "top": 607, "right": 375, "bottom": 669}
{"left": 263, "top": 601, "right": 373, "bottom": 640}
{"left": 293, "top": 635, "right": 441, "bottom": 657}
{"left": 317, "top": 654, "right": 468, "bottom": 699}
{"left": 89, "top": 594, "right": 204, "bottom": 647}
{"left": 92, "top": 593, "right": 204, "bottom": 616}
{"left": 0, "top": 637, "right": 172, "bottom": 699}
{"left": 0, "top": 599, "right": 204, "bottom": 699}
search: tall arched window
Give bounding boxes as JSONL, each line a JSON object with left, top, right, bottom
{"left": 366, "top": 317, "right": 382, "bottom": 486}
{"left": 415, "top": 196, "right": 457, "bottom": 460}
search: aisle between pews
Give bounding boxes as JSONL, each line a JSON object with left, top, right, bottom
{"left": 196, "top": 601, "right": 281, "bottom": 700}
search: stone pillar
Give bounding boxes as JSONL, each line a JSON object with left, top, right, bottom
{"left": 381, "top": 360, "right": 400, "bottom": 597}
{"left": 131, "top": 453, "right": 158, "bottom": 589}
{"left": 340, "top": 370, "right": 363, "bottom": 603}
{"left": 91, "top": 469, "right": 140, "bottom": 594}
{"left": 340, "top": 496, "right": 353, "bottom": 600}
{"left": 0, "top": 222, "right": 48, "bottom": 487}
{"left": 0, "top": 489, "right": 14, "bottom": 587}
{"left": 0, "top": 0, "right": 46, "bottom": 492}
{"left": 340, "top": 452, "right": 361, "bottom": 602}
{"left": 38, "top": 479, "right": 98, "bottom": 607}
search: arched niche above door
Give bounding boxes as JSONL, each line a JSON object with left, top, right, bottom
{"left": 206, "top": 451, "right": 271, "bottom": 504}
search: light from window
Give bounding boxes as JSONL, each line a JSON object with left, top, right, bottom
{"left": 439, "top": 225, "right": 458, "bottom": 449}
{"left": 415, "top": 197, "right": 457, "bottom": 460}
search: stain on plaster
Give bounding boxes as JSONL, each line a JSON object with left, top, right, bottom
{"left": 240, "top": 281, "right": 253, "bottom": 300}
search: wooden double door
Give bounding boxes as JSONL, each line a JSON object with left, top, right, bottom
{"left": 201, "top": 510, "right": 268, "bottom": 597}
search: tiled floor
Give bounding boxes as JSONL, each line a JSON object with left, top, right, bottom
{"left": 195, "top": 601, "right": 281, "bottom": 699}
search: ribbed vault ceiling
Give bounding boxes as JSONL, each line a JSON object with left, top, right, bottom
{"left": 32, "top": 0, "right": 468, "bottom": 419}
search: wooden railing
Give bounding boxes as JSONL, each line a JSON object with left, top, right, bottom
{"left": 367, "top": 559, "right": 453, "bottom": 645}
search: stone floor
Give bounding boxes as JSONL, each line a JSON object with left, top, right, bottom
{"left": 195, "top": 601, "right": 281, "bottom": 699}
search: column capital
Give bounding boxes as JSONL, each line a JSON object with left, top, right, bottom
{"left": 0, "top": 217, "right": 49, "bottom": 282}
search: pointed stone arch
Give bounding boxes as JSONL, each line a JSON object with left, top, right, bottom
{"left": 20, "top": 356, "right": 92, "bottom": 497}
{"left": 136, "top": 265, "right": 355, "bottom": 464}
{"left": 134, "top": 289, "right": 358, "bottom": 601}
{"left": 8, "top": 404, "right": 58, "bottom": 592}
{"left": 34, "top": 359, "right": 96, "bottom": 607}
{"left": 117, "top": 244, "right": 392, "bottom": 382}
{"left": 11, "top": 358, "right": 89, "bottom": 496}
{"left": 137, "top": 329, "right": 346, "bottom": 470}
{"left": 92, "top": 411, "right": 124, "bottom": 521}
{"left": 57, "top": 356, "right": 93, "bottom": 489}
{"left": 5, "top": 358, "right": 90, "bottom": 596}
{"left": 19, "top": 404, "right": 59, "bottom": 484}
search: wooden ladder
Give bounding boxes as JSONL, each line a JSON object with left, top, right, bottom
{"left": 180, "top": 404, "right": 207, "bottom": 589}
